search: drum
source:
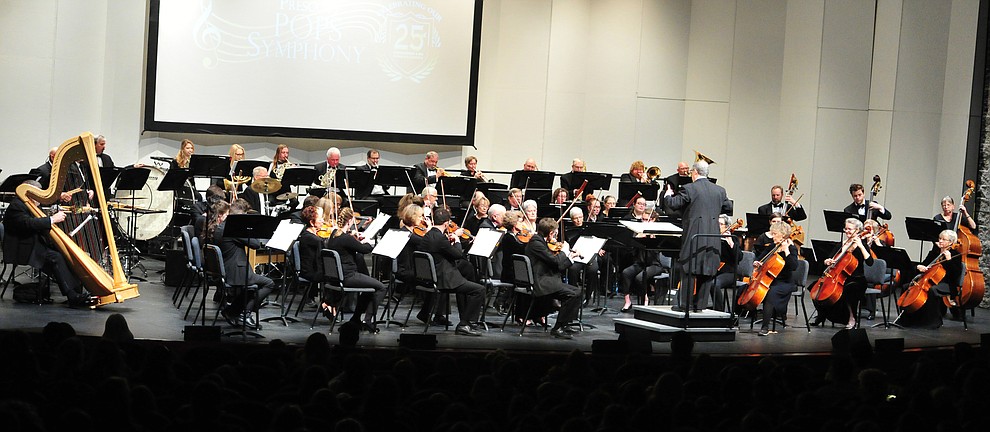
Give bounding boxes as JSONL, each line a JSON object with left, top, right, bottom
{"left": 113, "top": 166, "right": 195, "bottom": 240}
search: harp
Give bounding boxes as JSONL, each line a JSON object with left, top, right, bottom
{"left": 15, "top": 132, "right": 139, "bottom": 306}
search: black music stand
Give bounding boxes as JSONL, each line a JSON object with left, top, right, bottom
{"left": 525, "top": 188, "right": 552, "bottom": 204}
{"left": 378, "top": 195, "right": 404, "bottom": 215}
{"left": 375, "top": 166, "right": 419, "bottom": 192}
{"left": 810, "top": 239, "right": 841, "bottom": 276}
{"left": 823, "top": 210, "right": 854, "bottom": 237}
{"left": 437, "top": 176, "right": 478, "bottom": 202}
{"left": 231, "top": 160, "right": 268, "bottom": 178}
{"left": 189, "top": 155, "right": 230, "bottom": 178}
{"left": 476, "top": 182, "right": 509, "bottom": 204}
{"left": 509, "top": 170, "right": 555, "bottom": 190}
{"left": 343, "top": 168, "right": 373, "bottom": 197}
{"left": 221, "top": 214, "right": 280, "bottom": 339}
{"left": 349, "top": 199, "right": 379, "bottom": 215}
{"left": 114, "top": 168, "right": 152, "bottom": 280}
{"left": 905, "top": 216, "right": 943, "bottom": 257}
{"left": 157, "top": 167, "right": 195, "bottom": 232}
{"left": 746, "top": 213, "right": 771, "bottom": 238}
{"left": 618, "top": 182, "right": 660, "bottom": 203}
{"left": 0, "top": 174, "right": 36, "bottom": 202}
{"left": 279, "top": 166, "right": 319, "bottom": 199}
{"left": 568, "top": 172, "right": 612, "bottom": 197}
{"left": 581, "top": 222, "right": 639, "bottom": 314}
{"left": 603, "top": 207, "right": 631, "bottom": 221}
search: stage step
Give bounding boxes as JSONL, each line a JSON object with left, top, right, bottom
{"left": 613, "top": 306, "right": 737, "bottom": 342}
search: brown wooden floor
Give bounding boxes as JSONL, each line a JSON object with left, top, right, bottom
{"left": 2, "top": 257, "right": 987, "bottom": 356}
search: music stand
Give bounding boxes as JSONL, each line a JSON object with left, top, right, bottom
{"left": 604, "top": 207, "right": 631, "bottom": 221}
{"left": 349, "top": 199, "right": 379, "bottom": 216}
{"left": 618, "top": 182, "right": 660, "bottom": 203}
{"left": 113, "top": 168, "right": 152, "bottom": 280}
{"left": 823, "top": 210, "right": 854, "bottom": 237}
{"left": 509, "top": 170, "right": 555, "bottom": 190}
{"left": 871, "top": 245, "right": 913, "bottom": 329}
{"left": 568, "top": 172, "right": 613, "bottom": 197}
{"left": 437, "top": 176, "right": 478, "bottom": 202}
{"left": 221, "top": 214, "right": 281, "bottom": 339}
{"left": 0, "top": 174, "right": 37, "bottom": 202}
{"left": 343, "top": 168, "right": 374, "bottom": 197}
{"left": 524, "top": 188, "right": 552, "bottom": 204}
{"left": 810, "top": 239, "right": 840, "bottom": 270}
{"left": 189, "top": 154, "right": 230, "bottom": 178}
{"left": 375, "top": 166, "right": 419, "bottom": 192}
{"left": 231, "top": 160, "right": 268, "bottom": 178}
{"left": 905, "top": 216, "right": 943, "bottom": 257}
{"left": 746, "top": 213, "right": 772, "bottom": 238}
{"left": 279, "top": 166, "right": 319, "bottom": 198}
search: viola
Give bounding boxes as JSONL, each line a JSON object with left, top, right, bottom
{"left": 949, "top": 180, "right": 984, "bottom": 309}
{"left": 808, "top": 228, "right": 872, "bottom": 306}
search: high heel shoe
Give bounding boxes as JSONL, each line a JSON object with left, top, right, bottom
{"left": 320, "top": 303, "right": 336, "bottom": 320}
{"left": 620, "top": 304, "right": 632, "bottom": 313}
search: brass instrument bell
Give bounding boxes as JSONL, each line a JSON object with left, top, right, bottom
{"left": 646, "top": 166, "right": 662, "bottom": 181}
{"left": 694, "top": 150, "right": 716, "bottom": 165}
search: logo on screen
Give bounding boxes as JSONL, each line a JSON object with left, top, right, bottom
{"left": 380, "top": 3, "right": 441, "bottom": 83}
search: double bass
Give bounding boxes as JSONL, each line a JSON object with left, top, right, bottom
{"left": 865, "top": 175, "right": 895, "bottom": 246}
{"left": 808, "top": 227, "right": 872, "bottom": 306}
{"left": 737, "top": 226, "right": 801, "bottom": 310}
{"left": 948, "top": 180, "right": 984, "bottom": 309}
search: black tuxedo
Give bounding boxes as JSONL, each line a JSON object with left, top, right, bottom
{"left": 420, "top": 227, "right": 484, "bottom": 326}
{"left": 757, "top": 201, "right": 807, "bottom": 221}
{"left": 2, "top": 199, "right": 84, "bottom": 300}
{"left": 524, "top": 236, "right": 580, "bottom": 328}
{"left": 211, "top": 222, "right": 274, "bottom": 312}
{"left": 411, "top": 162, "right": 438, "bottom": 190}
{"left": 843, "top": 201, "right": 892, "bottom": 221}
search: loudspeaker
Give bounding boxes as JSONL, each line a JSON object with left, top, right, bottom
{"left": 183, "top": 325, "right": 221, "bottom": 342}
{"left": 164, "top": 249, "right": 186, "bottom": 287}
{"left": 875, "top": 338, "right": 904, "bottom": 353}
{"left": 398, "top": 334, "right": 437, "bottom": 350}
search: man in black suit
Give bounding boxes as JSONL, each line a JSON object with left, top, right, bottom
{"left": 313, "top": 147, "right": 345, "bottom": 175}
{"left": 411, "top": 151, "right": 442, "bottom": 190}
{"left": 418, "top": 207, "right": 485, "bottom": 336}
{"left": 2, "top": 180, "right": 96, "bottom": 308}
{"left": 662, "top": 161, "right": 692, "bottom": 217}
{"left": 664, "top": 160, "right": 733, "bottom": 311}
{"left": 355, "top": 149, "right": 384, "bottom": 198}
{"left": 34, "top": 147, "right": 57, "bottom": 189}
{"left": 211, "top": 199, "right": 275, "bottom": 327}
{"left": 525, "top": 217, "right": 583, "bottom": 339}
{"left": 239, "top": 166, "right": 268, "bottom": 214}
{"left": 757, "top": 185, "right": 807, "bottom": 222}
{"left": 559, "top": 158, "right": 586, "bottom": 198}
{"left": 843, "top": 183, "right": 891, "bottom": 221}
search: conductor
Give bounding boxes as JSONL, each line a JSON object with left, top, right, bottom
{"left": 663, "top": 161, "right": 733, "bottom": 312}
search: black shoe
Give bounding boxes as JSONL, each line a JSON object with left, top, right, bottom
{"left": 432, "top": 315, "right": 452, "bottom": 326}
{"left": 866, "top": 314, "right": 875, "bottom": 321}
{"left": 671, "top": 305, "right": 685, "bottom": 312}
{"left": 362, "top": 323, "right": 380, "bottom": 334}
{"left": 455, "top": 325, "right": 481, "bottom": 336}
{"left": 758, "top": 328, "right": 770, "bottom": 336}
{"left": 550, "top": 328, "right": 573, "bottom": 339}
{"left": 241, "top": 313, "right": 259, "bottom": 330}
{"left": 416, "top": 311, "right": 430, "bottom": 325}
{"left": 68, "top": 295, "right": 97, "bottom": 309}
{"left": 220, "top": 309, "right": 239, "bottom": 327}
{"left": 561, "top": 326, "right": 579, "bottom": 334}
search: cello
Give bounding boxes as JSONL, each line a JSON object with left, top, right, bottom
{"left": 948, "top": 180, "right": 984, "bottom": 310}
{"left": 737, "top": 225, "right": 801, "bottom": 310}
{"left": 897, "top": 244, "right": 957, "bottom": 314}
{"left": 808, "top": 226, "right": 872, "bottom": 306}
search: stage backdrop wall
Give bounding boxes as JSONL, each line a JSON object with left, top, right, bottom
{"left": 0, "top": 0, "right": 981, "bottom": 259}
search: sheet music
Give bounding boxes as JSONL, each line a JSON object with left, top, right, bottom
{"left": 571, "top": 236, "right": 607, "bottom": 264}
{"left": 372, "top": 229, "right": 411, "bottom": 259}
{"left": 620, "top": 220, "right": 682, "bottom": 234}
{"left": 468, "top": 228, "right": 504, "bottom": 258}
{"left": 361, "top": 212, "right": 390, "bottom": 239}
{"left": 266, "top": 219, "right": 305, "bottom": 252}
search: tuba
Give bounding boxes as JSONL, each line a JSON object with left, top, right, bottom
{"left": 15, "top": 132, "right": 139, "bottom": 306}
{"left": 694, "top": 150, "right": 716, "bottom": 165}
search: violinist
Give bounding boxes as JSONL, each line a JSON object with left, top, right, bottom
{"left": 559, "top": 158, "right": 586, "bottom": 196}
{"left": 898, "top": 230, "right": 961, "bottom": 329}
{"left": 551, "top": 187, "right": 569, "bottom": 205}
{"left": 525, "top": 217, "right": 583, "bottom": 339}
{"left": 417, "top": 207, "right": 486, "bottom": 336}
{"left": 421, "top": 186, "right": 439, "bottom": 221}
{"left": 619, "top": 197, "right": 671, "bottom": 311}
{"left": 715, "top": 214, "right": 743, "bottom": 311}
{"left": 521, "top": 199, "right": 539, "bottom": 233}
{"left": 493, "top": 210, "right": 528, "bottom": 317}
{"left": 757, "top": 185, "right": 807, "bottom": 221}
{"left": 844, "top": 183, "right": 892, "bottom": 221}
{"left": 935, "top": 196, "right": 976, "bottom": 230}
{"left": 752, "top": 221, "right": 798, "bottom": 336}
{"left": 567, "top": 207, "right": 605, "bottom": 304}
{"left": 323, "top": 207, "right": 387, "bottom": 333}
{"left": 465, "top": 196, "right": 492, "bottom": 233}
{"left": 507, "top": 188, "right": 523, "bottom": 212}
{"left": 815, "top": 218, "right": 874, "bottom": 329}
{"left": 620, "top": 160, "right": 649, "bottom": 183}
{"left": 585, "top": 196, "right": 602, "bottom": 223}
{"left": 601, "top": 195, "right": 617, "bottom": 218}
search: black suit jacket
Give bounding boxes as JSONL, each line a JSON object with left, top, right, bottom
{"left": 354, "top": 163, "right": 378, "bottom": 198}
{"left": 524, "top": 236, "right": 573, "bottom": 297}
{"left": 757, "top": 201, "right": 807, "bottom": 221}
{"left": 35, "top": 161, "right": 53, "bottom": 189}
{"left": 212, "top": 222, "right": 263, "bottom": 286}
{"left": 2, "top": 199, "right": 54, "bottom": 268}
{"left": 411, "top": 162, "right": 437, "bottom": 190}
{"left": 664, "top": 178, "right": 733, "bottom": 276}
{"left": 324, "top": 231, "right": 373, "bottom": 278}
{"left": 843, "top": 201, "right": 891, "bottom": 221}
{"left": 240, "top": 186, "right": 263, "bottom": 214}
{"left": 420, "top": 228, "right": 467, "bottom": 290}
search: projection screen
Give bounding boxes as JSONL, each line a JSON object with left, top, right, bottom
{"left": 145, "top": 0, "right": 483, "bottom": 145}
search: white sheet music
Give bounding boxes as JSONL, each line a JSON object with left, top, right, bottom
{"left": 372, "top": 229, "right": 411, "bottom": 259}
{"left": 266, "top": 219, "right": 305, "bottom": 252}
{"left": 468, "top": 228, "right": 504, "bottom": 258}
{"left": 620, "top": 220, "right": 682, "bottom": 234}
{"left": 361, "top": 212, "right": 391, "bottom": 240}
{"left": 571, "top": 236, "right": 607, "bottom": 264}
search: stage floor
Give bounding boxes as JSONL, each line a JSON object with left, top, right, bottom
{"left": 1, "top": 257, "right": 986, "bottom": 356}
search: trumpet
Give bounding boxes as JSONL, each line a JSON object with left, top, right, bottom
{"left": 437, "top": 167, "right": 448, "bottom": 177}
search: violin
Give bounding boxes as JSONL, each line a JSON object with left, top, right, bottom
{"left": 548, "top": 241, "right": 563, "bottom": 254}
{"left": 447, "top": 221, "right": 474, "bottom": 241}
{"left": 516, "top": 227, "right": 534, "bottom": 243}
{"left": 737, "top": 229, "right": 801, "bottom": 310}
{"left": 808, "top": 228, "right": 872, "bottom": 306}
{"left": 412, "top": 219, "right": 429, "bottom": 237}
{"left": 716, "top": 219, "right": 744, "bottom": 271}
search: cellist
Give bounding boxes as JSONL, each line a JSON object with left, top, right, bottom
{"left": 751, "top": 221, "right": 798, "bottom": 336}
{"left": 898, "top": 230, "right": 961, "bottom": 329}
{"left": 814, "top": 218, "right": 873, "bottom": 329}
